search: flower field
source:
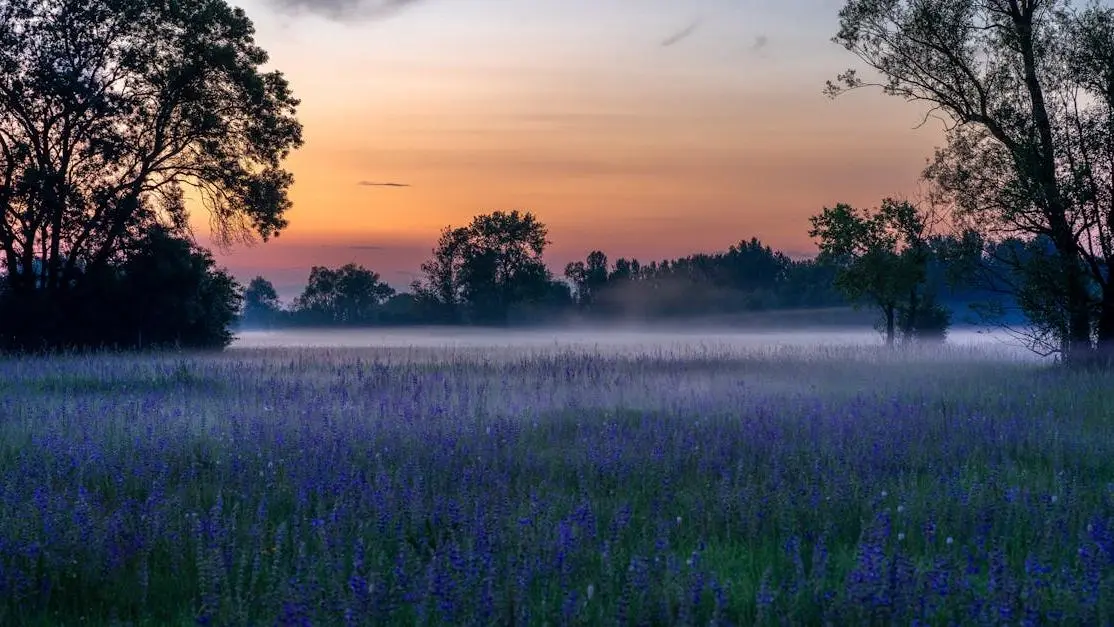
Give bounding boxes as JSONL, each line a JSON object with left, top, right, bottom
{"left": 0, "top": 340, "right": 1112, "bottom": 624}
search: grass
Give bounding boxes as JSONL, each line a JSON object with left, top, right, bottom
{"left": 0, "top": 340, "right": 1112, "bottom": 625}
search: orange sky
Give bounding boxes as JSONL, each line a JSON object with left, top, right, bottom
{"left": 203, "top": 0, "right": 945, "bottom": 298}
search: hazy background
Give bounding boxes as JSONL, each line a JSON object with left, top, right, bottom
{"left": 202, "top": 0, "right": 942, "bottom": 300}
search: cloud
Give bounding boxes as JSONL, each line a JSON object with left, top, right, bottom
{"left": 357, "top": 180, "right": 411, "bottom": 187}
{"left": 265, "top": 0, "right": 427, "bottom": 21}
{"left": 660, "top": 20, "right": 700, "bottom": 47}
{"left": 751, "top": 34, "right": 769, "bottom": 52}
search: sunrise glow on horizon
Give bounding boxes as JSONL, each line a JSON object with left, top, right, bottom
{"left": 203, "top": 0, "right": 945, "bottom": 299}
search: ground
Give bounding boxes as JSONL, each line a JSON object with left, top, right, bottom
{"left": 0, "top": 334, "right": 1111, "bottom": 624}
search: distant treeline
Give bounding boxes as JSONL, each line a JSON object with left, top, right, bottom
{"left": 238, "top": 210, "right": 1002, "bottom": 331}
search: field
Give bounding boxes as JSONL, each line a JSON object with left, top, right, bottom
{"left": 0, "top": 330, "right": 1112, "bottom": 625}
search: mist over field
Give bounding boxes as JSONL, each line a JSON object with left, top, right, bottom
{"left": 232, "top": 323, "right": 1034, "bottom": 360}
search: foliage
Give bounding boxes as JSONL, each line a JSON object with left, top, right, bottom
{"left": 250, "top": 219, "right": 1019, "bottom": 332}
{"left": 412, "top": 210, "right": 555, "bottom": 324}
{"left": 564, "top": 250, "right": 609, "bottom": 309}
{"left": 291, "top": 263, "right": 395, "bottom": 325}
{"left": 829, "top": 0, "right": 1114, "bottom": 363}
{"left": 558, "top": 238, "right": 833, "bottom": 320}
{"left": 114, "top": 228, "right": 242, "bottom": 350}
{"left": 412, "top": 226, "right": 470, "bottom": 323}
{"left": 0, "top": 0, "right": 301, "bottom": 349}
{"left": 240, "top": 276, "right": 281, "bottom": 328}
{"left": 0, "top": 227, "right": 241, "bottom": 350}
{"left": 809, "top": 199, "right": 941, "bottom": 345}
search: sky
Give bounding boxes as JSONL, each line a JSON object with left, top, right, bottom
{"left": 203, "top": 0, "right": 945, "bottom": 300}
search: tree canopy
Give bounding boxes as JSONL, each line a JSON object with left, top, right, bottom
{"left": 0, "top": 0, "right": 301, "bottom": 349}
{"left": 292, "top": 263, "right": 395, "bottom": 325}
{"left": 241, "top": 276, "right": 281, "bottom": 327}
{"left": 412, "top": 210, "right": 558, "bottom": 324}
{"left": 0, "top": 225, "right": 242, "bottom": 350}
{"left": 829, "top": 0, "right": 1114, "bottom": 363}
{"left": 810, "top": 199, "right": 948, "bottom": 345}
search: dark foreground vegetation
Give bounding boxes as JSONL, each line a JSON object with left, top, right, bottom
{"left": 1, "top": 346, "right": 1112, "bottom": 625}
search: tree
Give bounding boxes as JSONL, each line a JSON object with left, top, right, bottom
{"left": 292, "top": 263, "right": 395, "bottom": 325}
{"left": 828, "top": 0, "right": 1114, "bottom": 364}
{"left": 0, "top": 0, "right": 302, "bottom": 348}
{"left": 809, "top": 199, "right": 946, "bottom": 346}
{"left": 564, "top": 250, "right": 609, "bottom": 309}
{"left": 414, "top": 210, "right": 553, "bottom": 325}
{"left": 380, "top": 293, "right": 421, "bottom": 324}
{"left": 0, "top": 226, "right": 242, "bottom": 350}
{"left": 241, "top": 276, "right": 281, "bottom": 328}
{"left": 412, "top": 226, "right": 470, "bottom": 323}
{"left": 113, "top": 227, "right": 242, "bottom": 349}
{"left": 723, "top": 238, "right": 791, "bottom": 293}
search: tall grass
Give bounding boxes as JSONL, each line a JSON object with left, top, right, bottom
{"left": 0, "top": 342, "right": 1111, "bottom": 624}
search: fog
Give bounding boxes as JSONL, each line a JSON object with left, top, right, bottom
{"left": 231, "top": 324, "right": 1036, "bottom": 360}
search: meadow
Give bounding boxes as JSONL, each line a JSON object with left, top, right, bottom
{"left": 0, "top": 330, "right": 1112, "bottom": 625}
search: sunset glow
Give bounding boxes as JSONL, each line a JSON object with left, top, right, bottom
{"left": 205, "top": 0, "right": 945, "bottom": 298}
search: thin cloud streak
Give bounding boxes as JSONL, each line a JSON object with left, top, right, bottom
{"left": 357, "top": 180, "right": 411, "bottom": 187}
{"left": 265, "top": 0, "right": 427, "bottom": 20}
{"left": 660, "top": 20, "right": 700, "bottom": 48}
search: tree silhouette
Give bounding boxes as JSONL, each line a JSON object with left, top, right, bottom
{"left": 415, "top": 210, "right": 553, "bottom": 325}
{"left": 293, "top": 263, "right": 395, "bottom": 325}
{"left": 242, "top": 276, "right": 282, "bottom": 328}
{"left": 564, "top": 250, "right": 608, "bottom": 309}
{"left": 0, "top": 226, "right": 242, "bottom": 350}
{"left": 113, "top": 227, "right": 242, "bottom": 349}
{"left": 0, "top": 0, "right": 301, "bottom": 349}
{"left": 829, "top": 0, "right": 1114, "bottom": 363}
{"left": 810, "top": 199, "right": 947, "bottom": 346}
{"left": 412, "top": 226, "right": 470, "bottom": 323}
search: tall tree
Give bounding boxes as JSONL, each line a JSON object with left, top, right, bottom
{"left": 293, "top": 263, "right": 395, "bottom": 325}
{"left": 810, "top": 199, "right": 946, "bottom": 346}
{"left": 241, "top": 276, "right": 281, "bottom": 327}
{"left": 828, "top": 0, "right": 1114, "bottom": 363}
{"left": 415, "top": 210, "right": 552, "bottom": 324}
{"left": 462, "top": 211, "right": 550, "bottom": 323}
{"left": 0, "top": 0, "right": 301, "bottom": 346}
{"left": 412, "top": 226, "right": 469, "bottom": 323}
{"left": 564, "top": 249, "right": 608, "bottom": 309}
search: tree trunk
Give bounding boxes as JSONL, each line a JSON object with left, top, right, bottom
{"left": 1094, "top": 287, "right": 1114, "bottom": 367}
{"left": 902, "top": 286, "right": 919, "bottom": 344}
{"left": 1059, "top": 241, "right": 1094, "bottom": 366}
{"left": 1015, "top": 8, "right": 1093, "bottom": 365}
{"left": 884, "top": 304, "right": 895, "bottom": 347}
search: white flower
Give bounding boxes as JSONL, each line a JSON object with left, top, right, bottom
{"left": 946, "top": 536, "right": 954, "bottom": 545}
{"left": 881, "top": 490, "right": 888, "bottom": 498}
{"left": 676, "top": 516, "right": 683, "bottom": 525}
{"left": 896, "top": 505, "right": 905, "bottom": 513}
{"left": 897, "top": 533, "right": 905, "bottom": 541}
{"left": 587, "top": 584, "right": 595, "bottom": 600}
{"left": 1050, "top": 495, "right": 1058, "bottom": 504}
